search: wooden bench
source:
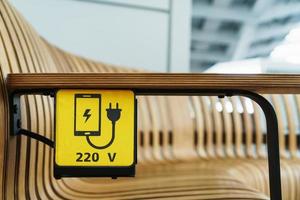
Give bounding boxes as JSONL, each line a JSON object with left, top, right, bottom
{"left": 0, "top": 1, "right": 299, "bottom": 199}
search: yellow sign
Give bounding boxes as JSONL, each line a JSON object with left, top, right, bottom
{"left": 55, "top": 89, "right": 136, "bottom": 168}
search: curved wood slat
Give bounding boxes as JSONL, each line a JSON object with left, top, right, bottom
{"left": 283, "top": 95, "right": 298, "bottom": 158}
{"left": 210, "top": 97, "right": 225, "bottom": 158}
{"left": 157, "top": 96, "right": 175, "bottom": 161}
{"left": 252, "top": 99, "right": 266, "bottom": 158}
{"left": 220, "top": 98, "right": 235, "bottom": 158}
{"left": 240, "top": 97, "right": 255, "bottom": 158}
{"left": 201, "top": 97, "right": 216, "bottom": 158}
{"left": 271, "top": 95, "right": 288, "bottom": 158}
{"left": 191, "top": 96, "right": 207, "bottom": 158}
{"left": 231, "top": 97, "right": 246, "bottom": 158}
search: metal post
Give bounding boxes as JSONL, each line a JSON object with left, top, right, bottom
{"left": 233, "top": 90, "right": 282, "bottom": 200}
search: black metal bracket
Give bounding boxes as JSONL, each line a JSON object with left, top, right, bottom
{"left": 9, "top": 88, "right": 282, "bottom": 200}
{"left": 229, "top": 90, "right": 281, "bottom": 200}
{"left": 9, "top": 89, "right": 55, "bottom": 136}
{"left": 9, "top": 90, "right": 56, "bottom": 150}
{"left": 10, "top": 92, "right": 21, "bottom": 136}
{"left": 134, "top": 88, "right": 282, "bottom": 200}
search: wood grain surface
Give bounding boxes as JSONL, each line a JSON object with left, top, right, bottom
{"left": 7, "top": 73, "right": 300, "bottom": 94}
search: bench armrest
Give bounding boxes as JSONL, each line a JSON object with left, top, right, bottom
{"left": 6, "top": 73, "right": 300, "bottom": 94}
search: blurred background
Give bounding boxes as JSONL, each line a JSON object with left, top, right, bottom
{"left": 9, "top": 0, "right": 300, "bottom": 73}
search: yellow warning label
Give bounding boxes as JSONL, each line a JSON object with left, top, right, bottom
{"left": 55, "top": 90, "right": 135, "bottom": 167}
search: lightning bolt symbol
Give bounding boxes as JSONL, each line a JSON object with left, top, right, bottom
{"left": 83, "top": 109, "right": 91, "bottom": 123}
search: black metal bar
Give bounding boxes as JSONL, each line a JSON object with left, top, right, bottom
{"left": 9, "top": 88, "right": 282, "bottom": 200}
{"left": 18, "top": 129, "right": 54, "bottom": 148}
{"left": 230, "top": 90, "right": 282, "bottom": 200}
{"left": 134, "top": 89, "right": 282, "bottom": 200}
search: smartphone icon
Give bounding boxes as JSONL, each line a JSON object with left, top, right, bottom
{"left": 74, "top": 94, "right": 101, "bottom": 136}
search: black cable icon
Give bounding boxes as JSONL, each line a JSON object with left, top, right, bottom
{"left": 86, "top": 103, "right": 121, "bottom": 149}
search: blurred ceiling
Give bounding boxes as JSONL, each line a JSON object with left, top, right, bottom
{"left": 191, "top": 0, "right": 300, "bottom": 71}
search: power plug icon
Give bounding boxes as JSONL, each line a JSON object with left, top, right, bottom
{"left": 86, "top": 102, "right": 122, "bottom": 149}
{"left": 106, "top": 103, "right": 121, "bottom": 123}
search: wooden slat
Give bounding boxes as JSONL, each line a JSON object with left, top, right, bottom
{"left": 6, "top": 73, "right": 300, "bottom": 94}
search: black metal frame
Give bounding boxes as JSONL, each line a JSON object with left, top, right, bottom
{"left": 134, "top": 88, "right": 281, "bottom": 200}
{"left": 9, "top": 88, "right": 282, "bottom": 200}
